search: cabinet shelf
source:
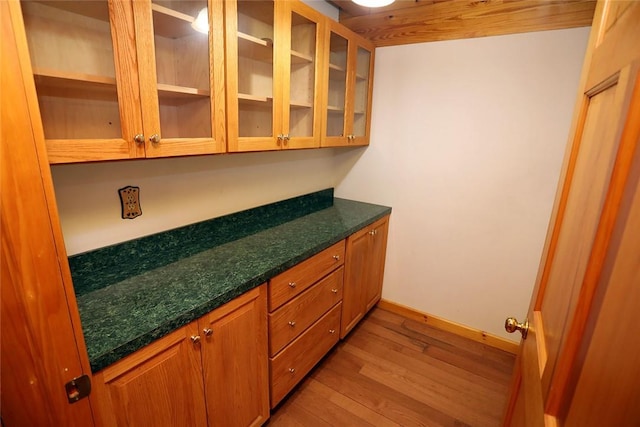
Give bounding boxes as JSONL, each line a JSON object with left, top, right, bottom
{"left": 157, "top": 83, "right": 210, "bottom": 105}
{"left": 238, "top": 93, "right": 273, "bottom": 106}
{"left": 329, "top": 63, "right": 346, "bottom": 81}
{"left": 238, "top": 32, "right": 273, "bottom": 62}
{"left": 152, "top": 3, "right": 197, "bottom": 39}
{"left": 291, "top": 50, "right": 313, "bottom": 64}
{"left": 290, "top": 100, "right": 312, "bottom": 109}
{"left": 33, "top": 68, "right": 117, "bottom": 100}
{"left": 327, "top": 105, "right": 344, "bottom": 113}
{"left": 33, "top": 0, "right": 110, "bottom": 22}
{"left": 356, "top": 73, "right": 368, "bottom": 81}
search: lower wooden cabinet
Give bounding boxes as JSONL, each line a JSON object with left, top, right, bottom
{"left": 270, "top": 303, "right": 341, "bottom": 406}
{"left": 90, "top": 217, "right": 390, "bottom": 423}
{"left": 341, "top": 215, "right": 390, "bottom": 338}
{"left": 92, "top": 284, "right": 269, "bottom": 427}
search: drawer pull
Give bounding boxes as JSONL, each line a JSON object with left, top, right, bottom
{"left": 288, "top": 282, "right": 296, "bottom": 288}
{"left": 288, "top": 321, "right": 296, "bottom": 327}
{"left": 333, "top": 255, "right": 340, "bottom": 261}
{"left": 331, "top": 288, "right": 338, "bottom": 294}
{"left": 329, "top": 329, "right": 336, "bottom": 334}
{"left": 289, "top": 368, "right": 296, "bottom": 374}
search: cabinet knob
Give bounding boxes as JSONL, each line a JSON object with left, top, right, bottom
{"left": 133, "top": 134, "right": 145, "bottom": 144}
{"left": 149, "top": 134, "right": 161, "bottom": 144}
{"left": 283, "top": 134, "right": 290, "bottom": 146}
{"left": 277, "top": 134, "right": 284, "bottom": 146}
{"left": 203, "top": 328, "right": 213, "bottom": 337}
{"left": 331, "top": 288, "right": 338, "bottom": 294}
{"left": 190, "top": 335, "right": 201, "bottom": 344}
{"left": 329, "top": 329, "right": 336, "bottom": 334}
{"left": 288, "top": 368, "right": 296, "bottom": 374}
{"left": 288, "top": 321, "right": 296, "bottom": 327}
{"left": 288, "top": 282, "right": 296, "bottom": 288}
{"left": 368, "top": 230, "right": 375, "bottom": 235}
{"left": 333, "top": 255, "right": 340, "bottom": 261}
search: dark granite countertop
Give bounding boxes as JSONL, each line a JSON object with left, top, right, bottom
{"left": 70, "top": 190, "right": 391, "bottom": 372}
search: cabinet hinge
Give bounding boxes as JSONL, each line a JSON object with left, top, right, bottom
{"left": 65, "top": 374, "right": 91, "bottom": 404}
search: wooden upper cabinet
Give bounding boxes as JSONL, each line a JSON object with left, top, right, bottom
{"left": 321, "top": 20, "right": 374, "bottom": 147}
{"left": 225, "top": 0, "right": 324, "bottom": 152}
{"left": 19, "top": 0, "right": 226, "bottom": 163}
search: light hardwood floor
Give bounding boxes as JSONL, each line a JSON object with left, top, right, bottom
{"left": 268, "top": 307, "right": 516, "bottom": 427}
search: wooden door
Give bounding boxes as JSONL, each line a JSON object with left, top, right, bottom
{"left": 199, "top": 285, "right": 270, "bottom": 427}
{"left": 1, "top": 1, "right": 95, "bottom": 424}
{"left": 18, "top": 0, "right": 146, "bottom": 163}
{"left": 503, "top": 1, "right": 640, "bottom": 425}
{"left": 132, "top": 0, "right": 226, "bottom": 157}
{"left": 91, "top": 325, "right": 208, "bottom": 427}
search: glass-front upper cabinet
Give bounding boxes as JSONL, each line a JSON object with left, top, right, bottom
{"left": 281, "top": 1, "right": 323, "bottom": 150}
{"left": 133, "top": 0, "right": 226, "bottom": 157}
{"left": 321, "top": 21, "right": 374, "bottom": 147}
{"left": 20, "top": 0, "right": 144, "bottom": 163}
{"left": 19, "top": 0, "right": 225, "bottom": 163}
{"left": 225, "top": 0, "right": 323, "bottom": 152}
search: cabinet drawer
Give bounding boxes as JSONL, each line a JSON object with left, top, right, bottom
{"left": 269, "top": 240, "right": 345, "bottom": 311}
{"left": 269, "top": 302, "right": 341, "bottom": 408}
{"left": 269, "top": 267, "right": 343, "bottom": 356}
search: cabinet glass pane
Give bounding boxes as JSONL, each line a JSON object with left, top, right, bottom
{"left": 326, "top": 32, "right": 347, "bottom": 137}
{"left": 237, "top": 0, "right": 274, "bottom": 138}
{"left": 21, "top": 0, "right": 122, "bottom": 140}
{"left": 289, "top": 12, "right": 316, "bottom": 138}
{"left": 354, "top": 47, "right": 371, "bottom": 137}
{"left": 152, "top": 0, "right": 212, "bottom": 139}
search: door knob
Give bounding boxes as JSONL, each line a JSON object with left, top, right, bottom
{"left": 504, "top": 317, "right": 529, "bottom": 339}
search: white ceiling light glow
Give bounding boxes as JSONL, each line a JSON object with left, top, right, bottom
{"left": 352, "top": 0, "right": 395, "bottom": 7}
{"left": 191, "top": 7, "right": 209, "bottom": 34}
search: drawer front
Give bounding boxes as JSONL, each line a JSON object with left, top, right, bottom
{"left": 269, "top": 302, "right": 341, "bottom": 408}
{"left": 269, "top": 240, "right": 345, "bottom": 311}
{"left": 269, "top": 267, "right": 343, "bottom": 356}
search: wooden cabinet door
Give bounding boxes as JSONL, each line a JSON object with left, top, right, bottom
{"left": 1, "top": 2, "right": 95, "bottom": 424}
{"left": 199, "top": 285, "right": 270, "bottom": 427}
{"left": 341, "top": 216, "right": 391, "bottom": 338}
{"left": 321, "top": 22, "right": 375, "bottom": 148}
{"left": 92, "top": 325, "right": 208, "bottom": 427}
{"left": 503, "top": 1, "right": 640, "bottom": 425}
{"left": 226, "top": 0, "right": 280, "bottom": 152}
{"left": 340, "top": 225, "right": 371, "bottom": 338}
{"left": 364, "top": 216, "right": 390, "bottom": 312}
{"left": 321, "top": 21, "right": 351, "bottom": 147}
{"left": 348, "top": 38, "right": 374, "bottom": 146}
{"left": 132, "top": 0, "right": 226, "bottom": 157}
{"left": 19, "top": 0, "right": 145, "bottom": 163}
{"left": 279, "top": 0, "right": 324, "bottom": 150}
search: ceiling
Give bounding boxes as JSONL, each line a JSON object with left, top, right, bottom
{"left": 328, "top": 0, "right": 596, "bottom": 47}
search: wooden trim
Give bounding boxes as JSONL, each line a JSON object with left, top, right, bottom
{"left": 338, "top": 0, "right": 596, "bottom": 47}
{"left": 377, "top": 299, "right": 519, "bottom": 354}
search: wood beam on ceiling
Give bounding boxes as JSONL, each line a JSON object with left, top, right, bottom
{"left": 335, "top": 0, "right": 597, "bottom": 47}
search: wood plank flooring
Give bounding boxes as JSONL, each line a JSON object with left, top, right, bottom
{"left": 267, "top": 307, "right": 516, "bottom": 427}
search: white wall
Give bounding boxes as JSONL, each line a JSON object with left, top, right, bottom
{"left": 52, "top": 149, "right": 361, "bottom": 255}
{"left": 335, "top": 27, "right": 590, "bottom": 341}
